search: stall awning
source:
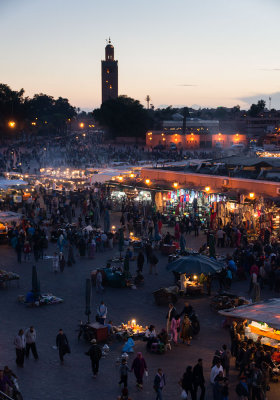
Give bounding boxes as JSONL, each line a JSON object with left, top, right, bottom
{"left": 219, "top": 298, "right": 280, "bottom": 330}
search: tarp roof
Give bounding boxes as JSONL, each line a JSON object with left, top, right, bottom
{"left": 0, "top": 211, "right": 22, "bottom": 223}
{"left": 0, "top": 179, "right": 28, "bottom": 189}
{"left": 210, "top": 156, "right": 280, "bottom": 168}
{"left": 219, "top": 298, "right": 280, "bottom": 330}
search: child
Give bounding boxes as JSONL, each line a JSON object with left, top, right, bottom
{"left": 119, "top": 358, "right": 129, "bottom": 388}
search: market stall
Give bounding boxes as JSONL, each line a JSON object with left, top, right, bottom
{"left": 167, "top": 254, "right": 225, "bottom": 296}
{"left": 18, "top": 293, "right": 63, "bottom": 306}
{"left": 0, "top": 269, "right": 19, "bottom": 287}
{"left": 219, "top": 298, "right": 280, "bottom": 348}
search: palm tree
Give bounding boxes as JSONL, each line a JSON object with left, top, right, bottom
{"left": 145, "top": 95, "right": 151, "bottom": 109}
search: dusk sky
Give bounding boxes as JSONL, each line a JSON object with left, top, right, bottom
{"left": 1, "top": 0, "right": 280, "bottom": 110}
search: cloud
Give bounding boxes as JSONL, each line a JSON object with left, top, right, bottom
{"left": 260, "top": 68, "right": 280, "bottom": 71}
{"left": 239, "top": 91, "right": 280, "bottom": 109}
{"left": 176, "top": 84, "right": 198, "bottom": 87}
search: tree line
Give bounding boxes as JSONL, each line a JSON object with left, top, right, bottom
{"left": 0, "top": 83, "right": 275, "bottom": 139}
{"left": 0, "top": 83, "right": 76, "bottom": 136}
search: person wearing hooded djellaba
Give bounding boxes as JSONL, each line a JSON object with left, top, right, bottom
{"left": 131, "top": 352, "right": 148, "bottom": 390}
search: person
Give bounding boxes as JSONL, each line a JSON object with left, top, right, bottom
{"left": 221, "top": 344, "right": 231, "bottom": 378}
{"left": 145, "top": 325, "right": 157, "bottom": 350}
{"left": 97, "top": 301, "right": 107, "bottom": 324}
{"left": 3, "top": 367, "right": 18, "bottom": 397}
{"left": 213, "top": 372, "right": 224, "bottom": 400}
{"left": 166, "top": 303, "right": 176, "bottom": 333}
{"left": 85, "top": 338, "right": 102, "bottom": 378}
{"left": 210, "top": 360, "right": 224, "bottom": 385}
{"left": 145, "top": 325, "right": 157, "bottom": 339}
{"left": 25, "top": 326, "right": 38, "bottom": 360}
{"left": 222, "top": 377, "right": 229, "bottom": 400}
{"left": 14, "top": 329, "right": 26, "bottom": 367}
{"left": 117, "top": 387, "right": 132, "bottom": 400}
{"left": 96, "top": 270, "right": 104, "bottom": 293}
{"left": 131, "top": 352, "right": 147, "bottom": 389}
{"left": 59, "top": 252, "right": 65, "bottom": 272}
{"left": 193, "top": 359, "right": 205, "bottom": 400}
{"left": 179, "top": 302, "right": 194, "bottom": 318}
{"left": 170, "top": 315, "right": 180, "bottom": 344}
{"left": 180, "top": 315, "right": 192, "bottom": 345}
{"left": 67, "top": 242, "right": 76, "bottom": 266}
{"left": 119, "top": 358, "right": 129, "bottom": 388}
{"left": 53, "top": 252, "right": 59, "bottom": 273}
{"left": 23, "top": 240, "right": 31, "bottom": 262}
{"left": 250, "top": 364, "right": 263, "bottom": 400}
{"left": 56, "top": 329, "right": 70, "bottom": 364}
{"left": 235, "top": 376, "right": 249, "bottom": 400}
{"left": 181, "top": 366, "right": 195, "bottom": 400}
{"left": 0, "top": 370, "right": 12, "bottom": 395}
{"left": 154, "top": 368, "right": 166, "bottom": 400}
{"left": 149, "top": 252, "right": 159, "bottom": 275}
{"left": 137, "top": 251, "right": 145, "bottom": 273}
{"left": 217, "top": 228, "right": 225, "bottom": 247}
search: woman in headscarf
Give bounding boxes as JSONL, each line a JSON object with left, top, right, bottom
{"left": 180, "top": 315, "right": 192, "bottom": 345}
{"left": 131, "top": 352, "right": 147, "bottom": 389}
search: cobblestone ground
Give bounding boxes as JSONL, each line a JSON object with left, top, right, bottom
{"left": 0, "top": 220, "right": 279, "bottom": 400}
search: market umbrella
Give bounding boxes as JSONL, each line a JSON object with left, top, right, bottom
{"left": 32, "top": 265, "right": 41, "bottom": 301}
{"left": 123, "top": 252, "right": 130, "bottom": 280}
{"left": 85, "top": 278, "right": 91, "bottom": 323}
{"left": 208, "top": 234, "right": 216, "bottom": 259}
{"left": 118, "top": 228, "right": 124, "bottom": 258}
{"left": 166, "top": 254, "right": 224, "bottom": 275}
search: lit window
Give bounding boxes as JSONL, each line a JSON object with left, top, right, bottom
{"left": 109, "top": 85, "right": 112, "bottom": 89}
{"left": 107, "top": 69, "right": 109, "bottom": 73}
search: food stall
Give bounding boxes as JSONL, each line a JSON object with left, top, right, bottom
{"left": 167, "top": 254, "right": 224, "bottom": 296}
{"left": 219, "top": 298, "right": 280, "bottom": 348}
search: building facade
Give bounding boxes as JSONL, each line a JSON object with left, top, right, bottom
{"left": 101, "top": 39, "right": 118, "bottom": 104}
{"left": 146, "top": 131, "right": 247, "bottom": 149}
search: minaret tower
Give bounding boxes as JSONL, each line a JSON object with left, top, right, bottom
{"left": 101, "top": 38, "right": 118, "bottom": 104}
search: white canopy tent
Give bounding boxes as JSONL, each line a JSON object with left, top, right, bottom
{"left": 219, "top": 298, "right": 280, "bottom": 330}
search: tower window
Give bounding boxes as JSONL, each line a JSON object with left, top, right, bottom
{"left": 107, "top": 69, "right": 110, "bottom": 74}
{"left": 109, "top": 85, "right": 112, "bottom": 89}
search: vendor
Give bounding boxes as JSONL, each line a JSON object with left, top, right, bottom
{"left": 145, "top": 325, "right": 156, "bottom": 339}
{"left": 145, "top": 325, "right": 157, "bottom": 350}
{"left": 179, "top": 302, "right": 194, "bottom": 318}
{"left": 180, "top": 274, "right": 187, "bottom": 293}
{"left": 97, "top": 301, "right": 107, "bottom": 325}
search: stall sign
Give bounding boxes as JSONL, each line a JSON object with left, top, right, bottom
{"left": 185, "top": 194, "right": 189, "bottom": 202}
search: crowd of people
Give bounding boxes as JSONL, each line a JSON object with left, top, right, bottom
{"left": 1, "top": 137, "right": 280, "bottom": 400}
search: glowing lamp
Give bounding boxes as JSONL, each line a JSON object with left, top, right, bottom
{"left": 205, "top": 186, "right": 210, "bottom": 192}
{"left": 130, "top": 173, "right": 135, "bottom": 178}
{"left": 193, "top": 275, "right": 198, "bottom": 280}
{"left": 79, "top": 122, "right": 84, "bottom": 128}
{"left": 131, "top": 319, "right": 136, "bottom": 327}
{"left": 145, "top": 179, "right": 151, "bottom": 184}
{"left": 249, "top": 192, "right": 255, "bottom": 199}
{"left": 8, "top": 121, "right": 16, "bottom": 128}
{"left": 118, "top": 176, "right": 123, "bottom": 181}
{"left": 173, "top": 182, "right": 178, "bottom": 188}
